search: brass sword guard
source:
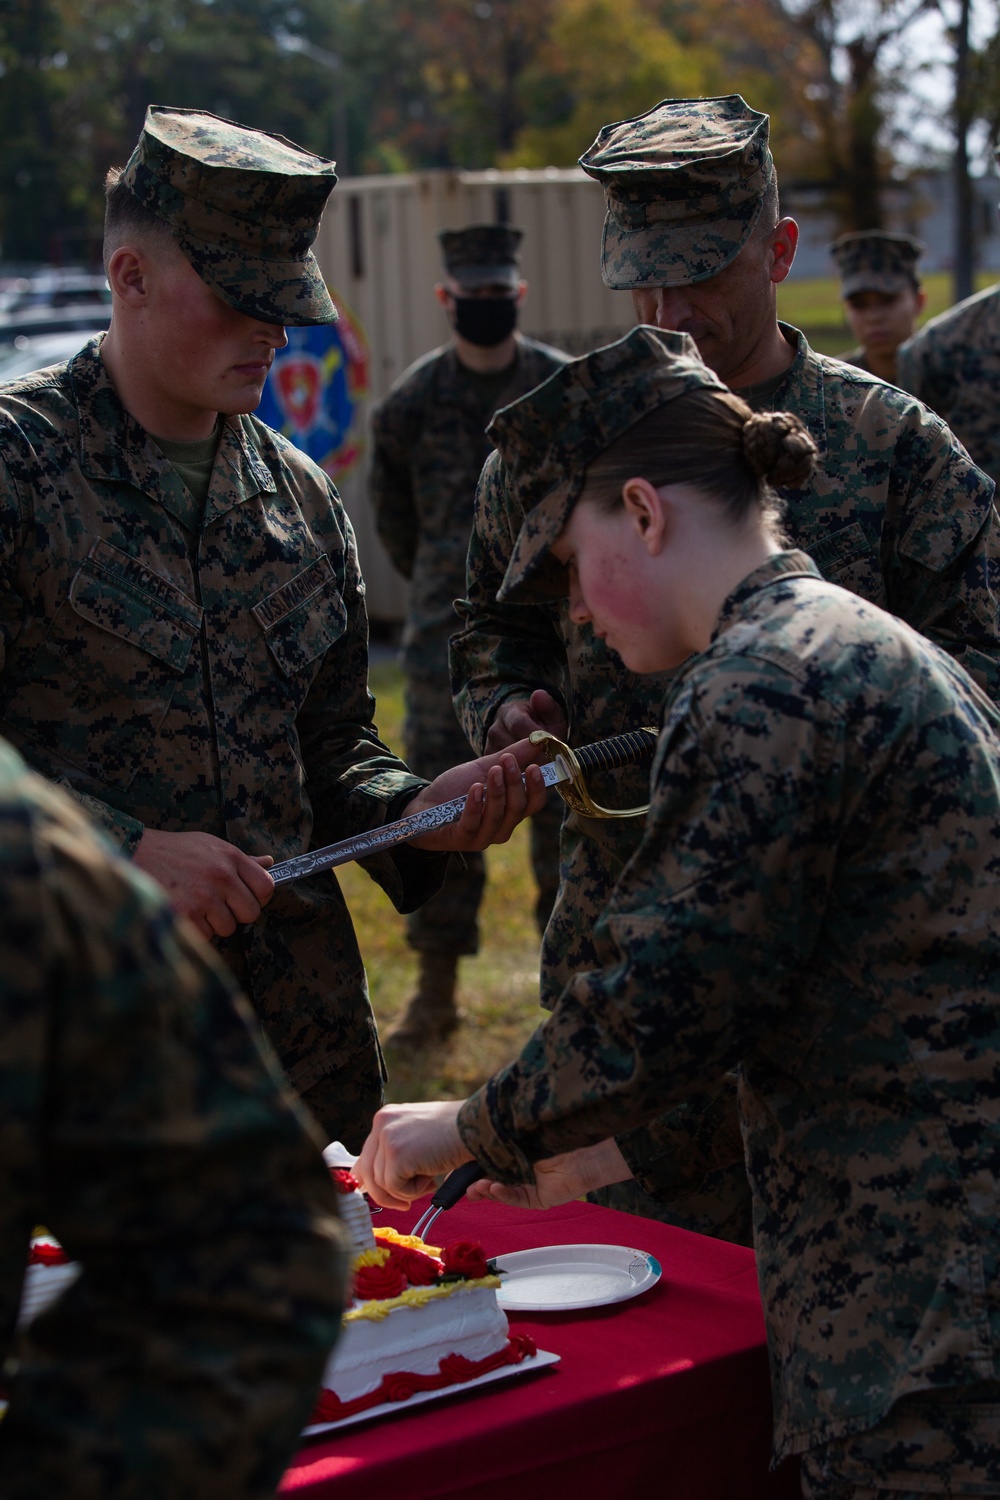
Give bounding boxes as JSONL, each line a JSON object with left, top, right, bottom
{"left": 528, "top": 729, "right": 655, "bottom": 820}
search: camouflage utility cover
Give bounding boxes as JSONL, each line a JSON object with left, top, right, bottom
{"left": 897, "top": 281, "right": 1000, "bottom": 487}
{"left": 458, "top": 552, "right": 1000, "bottom": 1461}
{"left": 0, "top": 338, "right": 446, "bottom": 1148}
{"left": 451, "top": 324, "right": 1000, "bottom": 1234}
{"left": 439, "top": 224, "right": 523, "bottom": 290}
{"left": 122, "top": 105, "right": 338, "bottom": 326}
{"left": 487, "top": 326, "right": 727, "bottom": 602}
{"left": 829, "top": 230, "right": 924, "bottom": 298}
{"left": 0, "top": 737, "right": 346, "bottom": 1496}
{"left": 579, "top": 94, "right": 773, "bottom": 289}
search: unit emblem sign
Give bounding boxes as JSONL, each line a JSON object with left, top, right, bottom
{"left": 257, "top": 295, "right": 370, "bottom": 481}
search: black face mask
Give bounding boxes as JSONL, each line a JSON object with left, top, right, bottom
{"left": 453, "top": 295, "right": 518, "bottom": 347}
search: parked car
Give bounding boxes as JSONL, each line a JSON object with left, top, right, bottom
{"left": 0, "top": 269, "right": 109, "bottom": 317}
{"left": 0, "top": 327, "right": 107, "bottom": 383}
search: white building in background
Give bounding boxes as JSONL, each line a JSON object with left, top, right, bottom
{"left": 786, "top": 169, "right": 1000, "bottom": 280}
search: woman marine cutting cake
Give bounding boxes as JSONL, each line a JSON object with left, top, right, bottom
{"left": 355, "top": 327, "right": 1000, "bottom": 1500}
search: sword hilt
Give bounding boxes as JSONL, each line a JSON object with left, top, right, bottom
{"left": 529, "top": 727, "right": 658, "bottom": 820}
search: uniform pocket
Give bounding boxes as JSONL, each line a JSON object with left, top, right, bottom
{"left": 806, "top": 521, "right": 886, "bottom": 607}
{"left": 3, "top": 539, "right": 201, "bottom": 790}
{"left": 253, "top": 554, "right": 348, "bottom": 677}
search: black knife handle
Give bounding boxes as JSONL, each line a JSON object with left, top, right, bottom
{"left": 432, "top": 1160, "right": 486, "bottom": 1209}
{"left": 575, "top": 728, "right": 658, "bottom": 776}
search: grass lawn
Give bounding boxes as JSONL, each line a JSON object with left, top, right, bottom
{"left": 343, "top": 658, "right": 547, "bottom": 1103}
{"left": 777, "top": 270, "right": 998, "bottom": 356}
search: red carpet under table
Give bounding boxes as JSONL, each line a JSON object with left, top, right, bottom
{"left": 281, "top": 1195, "right": 801, "bottom": 1500}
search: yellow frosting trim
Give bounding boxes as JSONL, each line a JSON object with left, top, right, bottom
{"left": 353, "top": 1247, "right": 391, "bottom": 1270}
{"left": 374, "top": 1227, "right": 441, "bottom": 1256}
{"left": 344, "top": 1275, "right": 502, "bottom": 1323}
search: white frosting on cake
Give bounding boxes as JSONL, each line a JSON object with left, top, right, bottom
{"left": 315, "top": 1163, "right": 513, "bottom": 1408}
{"left": 322, "top": 1280, "right": 511, "bottom": 1403}
{"left": 335, "top": 1190, "right": 377, "bottom": 1256}
{"left": 19, "top": 1241, "right": 80, "bottom": 1328}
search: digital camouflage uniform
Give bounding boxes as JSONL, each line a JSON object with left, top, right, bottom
{"left": 458, "top": 550, "right": 1000, "bottom": 1489}
{"left": 0, "top": 109, "right": 448, "bottom": 1151}
{"left": 371, "top": 316, "right": 568, "bottom": 954}
{"left": 448, "top": 338, "right": 1000, "bottom": 1482}
{"left": 828, "top": 230, "right": 924, "bottom": 373}
{"left": 0, "top": 737, "right": 347, "bottom": 1498}
{"left": 897, "top": 281, "right": 1000, "bottom": 487}
{"left": 451, "top": 97, "right": 1000, "bottom": 1245}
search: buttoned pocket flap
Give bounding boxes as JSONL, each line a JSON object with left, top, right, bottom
{"left": 253, "top": 555, "right": 348, "bottom": 676}
{"left": 70, "top": 541, "right": 201, "bottom": 671}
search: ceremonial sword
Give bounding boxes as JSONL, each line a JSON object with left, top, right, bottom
{"left": 269, "top": 727, "right": 659, "bottom": 888}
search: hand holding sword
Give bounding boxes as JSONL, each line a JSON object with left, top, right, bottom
{"left": 139, "top": 728, "right": 657, "bottom": 935}
{"left": 133, "top": 738, "right": 548, "bottom": 940}
{"left": 269, "top": 727, "right": 659, "bottom": 887}
{"left": 392, "top": 739, "right": 550, "bottom": 857}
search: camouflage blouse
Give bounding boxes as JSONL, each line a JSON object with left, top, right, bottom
{"left": 0, "top": 338, "right": 444, "bottom": 1140}
{"left": 0, "top": 740, "right": 346, "bottom": 1495}
{"left": 459, "top": 553, "right": 1000, "bottom": 1460}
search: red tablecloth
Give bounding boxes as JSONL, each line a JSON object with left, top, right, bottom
{"left": 281, "top": 1195, "right": 799, "bottom": 1500}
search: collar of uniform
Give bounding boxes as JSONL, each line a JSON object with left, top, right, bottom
{"left": 766, "top": 323, "right": 826, "bottom": 449}
{"left": 72, "top": 338, "right": 190, "bottom": 525}
{"left": 69, "top": 337, "right": 275, "bottom": 525}
{"left": 203, "top": 414, "right": 276, "bottom": 527}
{"left": 711, "top": 549, "right": 821, "bottom": 639}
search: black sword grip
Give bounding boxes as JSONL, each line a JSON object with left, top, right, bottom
{"left": 431, "top": 1159, "right": 486, "bottom": 1210}
{"left": 574, "top": 728, "right": 658, "bottom": 776}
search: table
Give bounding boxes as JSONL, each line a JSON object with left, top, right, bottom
{"left": 281, "top": 1195, "right": 801, "bottom": 1500}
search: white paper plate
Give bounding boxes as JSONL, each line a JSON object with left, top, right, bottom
{"left": 301, "top": 1347, "right": 559, "bottom": 1436}
{"left": 493, "top": 1243, "right": 662, "bottom": 1312}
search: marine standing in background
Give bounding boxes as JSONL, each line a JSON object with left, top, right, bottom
{"left": 451, "top": 94, "right": 1000, "bottom": 1243}
{"left": 898, "top": 151, "right": 1000, "bottom": 486}
{"left": 0, "top": 738, "right": 346, "bottom": 1497}
{"left": 829, "top": 229, "right": 926, "bottom": 382}
{"left": 370, "top": 226, "right": 568, "bottom": 1049}
{"left": 0, "top": 109, "right": 545, "bottom": 1153}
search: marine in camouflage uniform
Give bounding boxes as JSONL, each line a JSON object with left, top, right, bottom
{"left": 370, "top": 225, "right": 568, "bottom": 1046}
{"left": 0, "top": 736, "right": 347, "bottom": 1498}
{"left": 0, "top": 107, "right": 451, "bottom": 1151}
{"left": 897, "top": 158, "right": 1000, "bottom": 487}
{"left": 451, "top": 95, "right": 1000, "bottom": 1243}
{"left": 828, "top": 230, "right": 925, "bottom": 381}
{"left": 452, "top": 331, "right": 1000, "bottom": 1495}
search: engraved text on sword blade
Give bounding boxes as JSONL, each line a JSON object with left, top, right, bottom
{"left": 269, "top": 758, "right": 570, "bottom": 887}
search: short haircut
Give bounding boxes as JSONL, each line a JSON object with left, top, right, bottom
{"left": 103, "top": 167, "right": 175, "bottom": 270}
{"left": 752, "top": 171, "right": 781, "bottom": 244}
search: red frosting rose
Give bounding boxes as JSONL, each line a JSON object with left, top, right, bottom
{"left": 387, "top": 1244, "right": 441, "bottom": 1286}
{"left": 328, "top": 1168, "right": 360, "bottom": 1194}
{"left": 29, "top": 1243, "right": 69, "bottom": 1266}
{"left": 440, "top": 1240, "right": 491, "bottom": 1280}
{"left": 354, "top": 1260, "right": 407, "bottom": 1300}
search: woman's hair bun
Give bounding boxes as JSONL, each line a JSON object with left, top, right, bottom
{"left": 742, "top": 410, "right": 817, "bottom": 489}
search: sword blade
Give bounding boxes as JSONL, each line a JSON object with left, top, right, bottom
{"left": 269, "top": 757, "right": 571, "bottom": 888}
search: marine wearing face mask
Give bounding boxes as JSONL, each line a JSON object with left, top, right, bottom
{"left": 369, "top": 225, "right": 569, "bottom": 1051}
